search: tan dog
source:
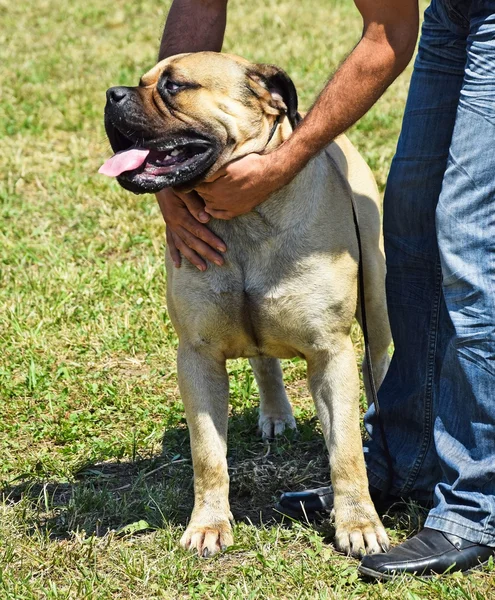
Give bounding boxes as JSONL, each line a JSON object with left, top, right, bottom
{"left": 101, "top": 52, "right": 391, "bottom": 558}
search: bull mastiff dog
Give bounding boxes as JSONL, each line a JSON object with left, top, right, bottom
{"left": 100, "top": 52, "right": 392, "bottom": 558}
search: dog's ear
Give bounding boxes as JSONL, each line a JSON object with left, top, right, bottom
{"left": 247, "top": 64, "right": 301, "bottom": 129}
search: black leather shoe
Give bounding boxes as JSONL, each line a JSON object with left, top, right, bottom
{"left": 276, "top": 486, "right": 336, "bottom": 520}
{"left": 276, "top": 485, "right": 425, "bottom": 520}
{"left": 358, "top": 527, "right": 495, "bottom": 580}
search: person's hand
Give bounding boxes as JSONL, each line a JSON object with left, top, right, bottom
{"left": 195, "top": 152, "right": 285, "bottom": 220}
{"left": 156, "top": 188, "right": 226, "bottom": 271}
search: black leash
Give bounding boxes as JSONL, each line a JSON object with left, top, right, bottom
{"left": 347, "top": 181, "right": 394, "bottom": 500}
{"left": 266, "top": 114, "right": 282, "bottom": 146}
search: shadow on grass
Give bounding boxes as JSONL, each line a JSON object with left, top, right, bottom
{"left": 1, "top": 407, "right": 339, "bottom": 540}
{"left": 1, "top": 406, "right": 428, "bottom": 545}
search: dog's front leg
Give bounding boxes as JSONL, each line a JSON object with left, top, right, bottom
{"left": 177, "top": 343, "right": 233, "bottom": 557}
{"left": 306, "top": 338, "right": 389, "bottom": 557}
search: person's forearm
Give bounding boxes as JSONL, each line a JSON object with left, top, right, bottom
{"left": 271, "top": 17, "right": 418, "bottom": 187}
{"left": 159, "top": 0, "right": 228, "bottom": 60}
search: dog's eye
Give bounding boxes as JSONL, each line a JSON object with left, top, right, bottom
{"left": 165, "top": 80, "right": 183, "bottom": 94}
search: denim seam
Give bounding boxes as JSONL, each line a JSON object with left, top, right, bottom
{"left": 400, "top": 260, "right": 442, "bottom": 495}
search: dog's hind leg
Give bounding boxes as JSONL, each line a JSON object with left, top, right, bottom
{"left": 306, "top": 339, "right": 389, "bottom": 557}
{"left": 177, "top": 343, "right": 233, "bottom": 557}
{"left": 249, "top": 357, "right": 297, "bottom": 439}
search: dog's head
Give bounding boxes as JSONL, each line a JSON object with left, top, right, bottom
{"left": 100, "top": 52, "right": 299, "bottom": 194}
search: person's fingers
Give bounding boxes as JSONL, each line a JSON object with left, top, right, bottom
{"left": 155, "top": 187, "right": 227, "bottom": 268}
{"left": 173, "top": 232, "right": 207, "bottom": 272}
{"left": 194, "top": 179, "right": 228, "bottom": 200}
{"left": 164, "top": 191, "right": 227, "bottom": 252}
{"left": 176, "top": 190, "right": 210, "bottom": 223}
{"left": 203, "top": 207, "right": 236, "bottom": 220}
{"left": 176, "top": 226, "right": 225, "bottom": 266}
{"left": 183, "top": 217, "right": 227, "bottom": 252}
{"left": 197, "top": 166, "right": 228, "bottom": 186}
{"left": 156, "top": 189, "right": 172, "bottom": 220}
{"left": 166, "top": 227, "right": 181, "bottom": 268}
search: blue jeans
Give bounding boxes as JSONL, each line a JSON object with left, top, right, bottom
{"left": 364, "top": 0, "right": 495, "bottom": 546}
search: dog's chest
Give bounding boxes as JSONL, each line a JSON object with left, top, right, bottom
{"left": 174, "top": 240, "right": 351, "bottom": 359}
{"left": 168, "top": 163, "right": 358, "bottom": 357}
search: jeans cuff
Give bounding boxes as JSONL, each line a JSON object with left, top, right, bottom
{"left": 366, "top": 462, "right": 435, "bottom": 505}
{"left": 425, "top": 515, "right": 495, "bottom": 547}
{"left": 366, "top": 463, "right": 404, "bottom": 498}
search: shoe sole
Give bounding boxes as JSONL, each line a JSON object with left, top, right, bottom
{"left": 358, "top": 558, "right": 492, "bottom": 581}
{"left": 274, "top": 502, "right": 328, "bottom": 522}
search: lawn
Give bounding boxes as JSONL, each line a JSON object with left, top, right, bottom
{"left": 1, "top": 0, "right": 493, "bottom": 598}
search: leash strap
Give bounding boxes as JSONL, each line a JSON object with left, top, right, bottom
{"left": 266, "top": 114, "right": 282, "bottom": 146}
{"left": 347, "top": 182, "right": 394, "bottom": 499}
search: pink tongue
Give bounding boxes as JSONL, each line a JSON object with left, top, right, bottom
{"left": 98, "top": 148, "right": 150, "bottom": 177}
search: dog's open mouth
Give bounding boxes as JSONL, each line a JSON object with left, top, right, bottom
{"left": 99, "top": 143, "right": 211, "bottom": 178}
{"left": 99, "top": 124, "right": 219, "bottom": 194}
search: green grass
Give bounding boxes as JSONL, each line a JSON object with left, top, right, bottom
{"left": 1, "top": 0, "right": 494, "bottom": 598}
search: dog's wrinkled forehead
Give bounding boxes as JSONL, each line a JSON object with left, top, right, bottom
{"left": 135, "top": 52, "right": 300, "bottom": 134}
{"left": 139, "top": 53, "right": 250, "bottom": 92}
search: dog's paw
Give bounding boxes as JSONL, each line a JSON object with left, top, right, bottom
{"left": 180, "top": 521, "right": 233, "bottom": 558}
{"left": 334, "top": 517, "right": 389, "bottom": 558}
{"left": 258, "top": 412, "right": 297, "bottom": 439}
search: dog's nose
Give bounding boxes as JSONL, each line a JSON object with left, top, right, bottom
{"left": 106, "top": 86, "right": 130, "bottom": 104}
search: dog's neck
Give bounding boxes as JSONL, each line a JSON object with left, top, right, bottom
{"left": 256, "top": 153, "right": 322, "bottom": 220}
{"left": 256, "top": 114, "right": 324, "bottom": 223}
{"left": 211, "top": 147, "right": 324, "bottom": 242}
{"left": 207, "top": 112, "right": 326, "bottom": 240}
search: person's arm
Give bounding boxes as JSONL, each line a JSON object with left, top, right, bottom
{"left": 156, "top": 0, "right": 228, "bottom": 271}
{"left": 158, "top": 0, "right": 227, "bottom": 58}
{"left": 196, "top": 0, "right": 419, "bottom": 219}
